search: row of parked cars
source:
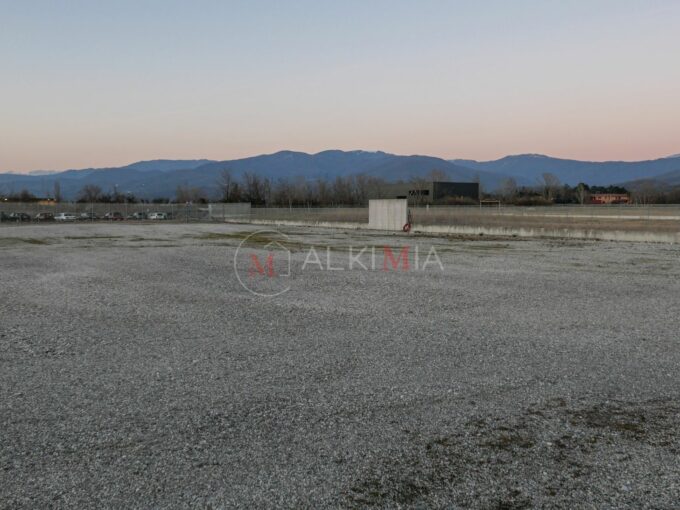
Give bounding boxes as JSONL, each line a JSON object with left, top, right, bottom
{"left": 0, "top": 211, "right": 170, "bottom": 222}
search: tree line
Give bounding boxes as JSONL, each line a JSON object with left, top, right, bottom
{"left": 210, "top": 170, "right": 390, "bottom": 207}
{"left": 492, "top": 173, "right": 633, "bottom": 205}
{"left": 4, "top": 169, "right": 680, "bottom": 205}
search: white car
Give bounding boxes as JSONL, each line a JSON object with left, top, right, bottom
{"left": 55, "top": 212, "right": 78, "bottom": 221}
{"left": 148, "top": 212, "right": 168, "bottom": 220}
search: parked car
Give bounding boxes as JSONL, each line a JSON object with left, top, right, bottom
{"left": 79, "top": 212, "right": 99, "bottom": 221}
{"left": 35, "top": 212, "right": 55, "bottom": 222}
{"left": 8, "top": 212, "right": 31, "bottom": 222}
{"left": 128, "top": 212, "right": 147, "bottom": 220}
{"left": 0, "top": 212, "right": 9, "bottom": 222}
{"left": 104, "top": 212, "right": 124, "bottom": 221}
{"left": 148, "top": 212, "right": 168, "bottom": 220}
{"left": 55, "top": 212, "right": 78, "bottom": 221}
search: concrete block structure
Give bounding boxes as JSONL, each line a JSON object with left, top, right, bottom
{"left": 368, "top": 199, "right": 408, "bottom": 231}
{"left": 207, "top": 202, "right": 252, "bottom": 220}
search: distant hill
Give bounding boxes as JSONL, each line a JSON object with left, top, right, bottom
{"left": 0, "top": 159, "right": 215, "bottom": 200}
{"left": 124, "top": 160, "right": 214, "bottom": 172}
{"left": 2, "top": 151, "right": 680, "bottom": 199}
{"left": 450, "top": 154, "right": 680, "bottom": 187}
{"left": 0, "top": 151, "right": 502, "bottom": 200}
{"left": 622, "top": 167, "right": 680, "bottom": 190}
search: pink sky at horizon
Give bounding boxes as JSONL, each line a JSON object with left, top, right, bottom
{"left": 1, "top": 0, "right": 679, "bottom": 173}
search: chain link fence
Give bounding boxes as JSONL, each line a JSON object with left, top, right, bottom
{"left": 0, "top": 202, "right": 221, "bottom": 222}
{"left": 3, "top": 202, "right": 680, "bottom": 234}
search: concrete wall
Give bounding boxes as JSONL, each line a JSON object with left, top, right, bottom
{"left": 414, "top": 224, "right": 680, "bottom": 244}
{"left": 233, "top": 218, "right": 680, "bottom": 244}
{"left": 368, "top": 199, "right": 408, "bottom": 231}
{"left": 0, "top": 202, "right": 211, "bottom": 221}
{"left": 207, "top": 203, "right": 251, "bottom": 220}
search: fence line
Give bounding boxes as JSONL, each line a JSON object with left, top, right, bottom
{"left": 2, "top": 203, "right": 680, "bottom": 233}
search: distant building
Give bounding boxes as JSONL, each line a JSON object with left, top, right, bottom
{"left": 590, "top": 193, "right": 630, "bottom": 205}
{"left": 369, "top": 181, "right": 479, "bottom": 205}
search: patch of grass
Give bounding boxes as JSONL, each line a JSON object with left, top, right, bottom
{"left": 190, "top": 231, "right": 253, "bottom": 241}
{"left": 63, "top": 235, "right": 124, "bottom": 240}
{"left": 482, "top": 433, "right": 535, "bottom": 450}
{"left": 123, "top": 244, "right": 183, "bottom": 249}
{"left": 463, "top": 243, "right": 511, "bottom": 250}
{"left": 0, "top": 237, "right": 50, "bottom": 246}
{"left": 129, "top": 237, "right": 175, "bottom": 242}
{"left": 192, "top": 231, "right": 315, "bottom": 252}
{"left": 628, "top": 257, "right": 661, "bottom": 265}
{"left": 493, "top": 492, "right": 532, "bottom": 510}
{"left": 349, "top": 476, "right": 431, "bottom": 506}
{"left": 568, "top": 404, "right": 647, "bottom": 436}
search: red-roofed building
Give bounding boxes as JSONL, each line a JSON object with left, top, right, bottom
{"left": 590, "top": 193, "right": 630, "bottom": 205}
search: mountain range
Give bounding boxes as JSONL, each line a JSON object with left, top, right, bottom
{"left": 1, "top": 151, "right": 679, "bottom": 200}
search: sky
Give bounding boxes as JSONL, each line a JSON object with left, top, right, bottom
{"left": 1, "top": 0, "right": 679, "bottom": 173}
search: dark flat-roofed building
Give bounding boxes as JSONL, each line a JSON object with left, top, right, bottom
{"left": 369, "top": 181, "right": 480, "bottom": 205}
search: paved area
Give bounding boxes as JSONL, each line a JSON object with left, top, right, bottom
{"left": 1, "top": 223, "right": 679, "bottom": 508}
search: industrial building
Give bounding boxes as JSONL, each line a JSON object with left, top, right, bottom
{"left": 368, "top": 181, "right": 480, "bottom": 205}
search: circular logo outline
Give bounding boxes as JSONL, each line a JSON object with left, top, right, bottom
{"left": 233, "top": 229, "right": 292, "bottom": 297}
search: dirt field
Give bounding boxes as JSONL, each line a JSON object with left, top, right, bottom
{"left": 1, "top": 223, "right": 679, "bottom": 508}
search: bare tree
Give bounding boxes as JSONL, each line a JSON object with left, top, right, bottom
{"left": 53, "top": 181, "right": 62, "bottom": 202}
{"left": 409, "top": 175, "right": 429, "bottom": 206}
{"left": 229, "top": 182, "right": 243, "bottom": 202}
{"left": 243, "top": 172, "right": 265, "bottom": 204}
{"left": 500, "top": 177, "right": 518, "bottom": 202}
{"left": 217, "top": 169, "right": 233, "bottom": 202}
{"left": 263, "top": 177, "right": 272, "bottom": 206}
{"left": 575, "top": 183, "right": 588, "bottom": 205}
{"left": 541, "top": 173, "right": 561, "bottom": 201}
{"left": 353, "top": 174, "right": 371, "bottom": 205}
{"left": 331, "top": 176, "right": 353, "bottom": 205}
{"left": 473, "top": 173, "right": 483, "bottom": 200}
{"left": 18, "top": 189, "right": 36, "bottom": 202}
{"left": 175, "top": 184, "right": 206, "bottom": 203}
{"left": 273, "top": 178, "right": 294, "bottom": 207}
{"left": 77, "top": 184, "right": 102, "bottom": 203}
{"left": 316, "top": 178, "right": 330, "bottom": 206}
{"left": 632, "top": 181, "right": 660, "bottom": 205}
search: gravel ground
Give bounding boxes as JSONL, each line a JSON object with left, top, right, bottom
{"left": 1, "top": 223, "right": 679, "bottom": 508}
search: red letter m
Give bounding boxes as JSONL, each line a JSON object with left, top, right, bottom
{"left": 383, "top": 246, "right": 410, "bottom": 272}
{"left": 248, "top": 253, "right": 276, "bottom": 277}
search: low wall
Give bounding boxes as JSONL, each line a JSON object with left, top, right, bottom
{"left": 0, "top": 202, "right": 211, "bottom": 221}
{"left": 230, "top": 218, "right": 680, "bottom": 243}
{"left": 207, "top": 203, "right": 251, "bottom": 220}
{"left": 415, "top": 224, "right": 680, "bottom": 244}
{"left": 228, "top": 219, "right": 366, "bottom": 230}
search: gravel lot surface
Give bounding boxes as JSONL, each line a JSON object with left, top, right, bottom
{"left": 1, "top": 223, "right": 679, "bottom": 508}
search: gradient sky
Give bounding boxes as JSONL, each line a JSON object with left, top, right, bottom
{"left": 1, "top": 0, "right": 679, "bottom": 172}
